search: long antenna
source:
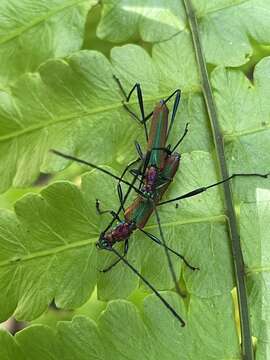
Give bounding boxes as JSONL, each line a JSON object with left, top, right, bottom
{"left": 110, "top": 247, "right": 185, "bottom": 326}
{"left": 50, "top": 149, "right": 142, "bottom": 196}
{"left": 102, "top": 159, "right": 144, "bottom": 234}
{"left": 159, "top": 172, "right": 270, "bottom": 206}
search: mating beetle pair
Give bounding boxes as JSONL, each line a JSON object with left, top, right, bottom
{"left": 52, "top": 78, "right": 270, "bottom": 326}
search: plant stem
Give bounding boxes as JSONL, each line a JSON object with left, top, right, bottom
{"left": 182, "top": 1, "right": 254, "bottom": 359}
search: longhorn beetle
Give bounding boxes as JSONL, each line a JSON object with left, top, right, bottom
{"left": 52, "top": 85, "right": 196, "bottom": 326}
{"left": 51, "top": 78, "right": 270, "bottom": 326}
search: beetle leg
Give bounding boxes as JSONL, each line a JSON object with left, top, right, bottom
{"left": 100, "top": 239, "right": 129, "bottom": 273}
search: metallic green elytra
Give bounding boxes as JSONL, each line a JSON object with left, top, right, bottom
{"left": 125, "top": 152, "right": 180, "bottom": 229}
{"left": 146, "top": 100, "right": 169, "bottom": 170}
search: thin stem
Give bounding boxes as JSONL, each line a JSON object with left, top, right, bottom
{"left": 182, "top": 1, "right": 254, "bottom": 358}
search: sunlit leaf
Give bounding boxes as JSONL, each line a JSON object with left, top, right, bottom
{"left": 98, "top": 0, "right": 270, "bottom": 66}
{"left": 0, "top": 0, "right": 97, "bottom": 87}
{"left": 0, "top": 294, "right": 240, "bottom": 359}
{"left": 0, "top": 1, "right": 270, "bottom": 357}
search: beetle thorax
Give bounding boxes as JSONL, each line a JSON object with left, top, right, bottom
{"left": 103, "top": 221, "right": 135, "bottom": 247}
{"left": 142, "top": 166, "right": 159, "bottom": 196}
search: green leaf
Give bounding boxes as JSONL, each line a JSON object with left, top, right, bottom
{"left": 0, "top": 295, "right": 240, "bottom": 359}
{"left": 97, "top": 0, "right": 186, "bottom": 43}
{"left": 0, "top": 0, "right": 96, "bottom": 87}
{"left": 0, "top": 44, "right": 270, "bottom": 355}
{"left": 212, "top": 58, "right": 270, "bottom": 184}
{"left": 0, "top": 144, "right": 238, "bottom": 321}
{"left": 0, "top": 329, "right": 25, "bottom": 360}
{"left": 0, "top": 39, "right": 201, "bottom": 193}
{"left": 210, "top": 58, "right": 270, "bottom": 264}
{"left": 242, "top": 200, "right": 270, "bottom": 359}
{"left": 0, "top": 1, "right": 270, "bottom": 357}
{"left": 0, "top": 181, "right": 98, "bottom": 320}
{"left": 98, "top": 0, "right": 270, "bottom": 66}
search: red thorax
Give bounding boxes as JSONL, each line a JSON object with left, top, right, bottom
{"left": 142, "top": 166, "right": 159, "bottom": 195}
{"left": 104, "top": 221, "right": 136, "bottom": 246}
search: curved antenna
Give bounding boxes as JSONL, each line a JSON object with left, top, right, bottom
{"left": 50, "top": 149, "right": 143, "bottom": 196}
{"left": 102, "top": 159, "right": 144, "bottom": 234}
{"left": 158, "top": 172, "right": 270, "bottom": 206}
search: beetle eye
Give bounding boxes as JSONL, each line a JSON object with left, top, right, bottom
{"left": 101, "top": 239, "right": 108, "bottom": 248}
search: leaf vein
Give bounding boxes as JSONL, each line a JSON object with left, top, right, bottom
{"left": 0, "top": 0, "right": 91, "bottom": 46}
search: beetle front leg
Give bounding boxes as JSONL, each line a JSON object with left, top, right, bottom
{"left": 100, "top": 239, "right": 129, "bottom": 273}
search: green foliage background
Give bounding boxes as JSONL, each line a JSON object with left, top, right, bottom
{"left": 0, "top": 1, "right": 270, "bottom": 359}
